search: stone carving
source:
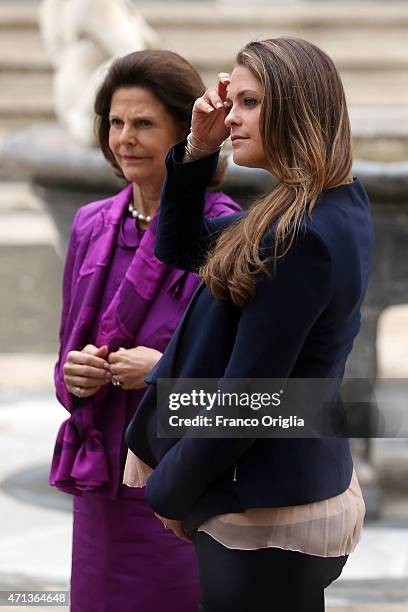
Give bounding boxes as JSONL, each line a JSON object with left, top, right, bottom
{"left": 39, "top": 0, "right": 160, "bottom": 146}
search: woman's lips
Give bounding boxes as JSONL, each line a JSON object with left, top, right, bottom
{"left": 122, "top": 155, "right": 146, "bottom": 161}
{"left": 231, "top": 136, "right": 248, "bottom": 145}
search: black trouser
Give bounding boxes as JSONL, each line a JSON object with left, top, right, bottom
{"left": 192, "top": 531, "right": 348, "bottom": 612}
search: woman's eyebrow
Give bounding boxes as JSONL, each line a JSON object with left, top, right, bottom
{"left": 225, "top": 89, "right": 262, "bottom": 102}
{"left": 109, "top": 112, "right": 155, "bottom": 121}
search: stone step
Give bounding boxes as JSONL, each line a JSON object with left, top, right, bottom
{"left": 2, "top": 1, "right": 408, "bottom": 29}
{"left": 1, "top": 69, "right": 407, "bottom": 126}
{"left": 0, "top": 27, "right": 49, "bottom": 71}
{"left": 141, "top": 1, "right": 408, "bottom": 27}
{"left": 1, "top": 35, "right": 406, "bottom": 76}
{"left": 1, "top": 1, "right": 408, "bottom": 130}
{"left": 0, "top": 2, "right": 39, "bottom": 28}
{"left": 0, "top": 72, "right": 54, "bottom": 120}
{"left": 0, "top": 66, "right": 406, "bottom": 120}
{"left": 1, "top": 7, "right": 408, "bottom": 72}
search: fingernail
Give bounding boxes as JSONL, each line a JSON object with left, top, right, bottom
{"left": 104, "top": 363, "right": 110, "bottom": 370}
{"left": 216, "top": 102, "right": 223, "bottom": 109}
{"left": 207, "top": 107, "right": 213, "bottom": 113}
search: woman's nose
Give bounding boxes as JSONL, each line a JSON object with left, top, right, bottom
{"left": 119, "top": 124, "right": 136, "bottom": 145}
{"left": 224, "top": 106, "right": 240, "bottom": 129}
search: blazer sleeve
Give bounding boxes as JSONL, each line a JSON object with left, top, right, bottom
{"left": 54, "top": 210, "right": 81, "bottom": 413}
{"left": 146, "top": 227, "right": 334, "bottom": 519}
{"left": 155, "top": 140, "right": 242, "bottom": 272}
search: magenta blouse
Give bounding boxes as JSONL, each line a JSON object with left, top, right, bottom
{"left": 49, "top": 183, "right": 240, "bottom": 498}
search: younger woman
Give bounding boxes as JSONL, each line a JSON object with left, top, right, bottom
{"left": 126, "top": 38, "right": 373, "bottom": 611}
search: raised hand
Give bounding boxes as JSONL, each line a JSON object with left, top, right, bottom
{"left": 63, "top": 344, "right": 111, "bottom": 399}
{"left": 188, "top": 72, "right": 231, "bottom": 158}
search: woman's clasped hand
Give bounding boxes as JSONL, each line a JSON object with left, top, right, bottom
{"left": 108, "top": 346, "right": 162, "bottom": 390}
{"left": 63, "top": 344, "right": 162, "bottom": 396}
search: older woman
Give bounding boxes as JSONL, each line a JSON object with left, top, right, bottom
{"left": 49, "top": 50, "right": 240, "bottom": 612}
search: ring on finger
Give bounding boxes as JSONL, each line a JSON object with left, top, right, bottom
{"left": 74, "top": 386, "right": 83, "bottom": 398}
{"left": 112, "top": 376, "right": 121, "bottom": 387}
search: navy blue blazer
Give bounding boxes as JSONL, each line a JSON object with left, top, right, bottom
{"left": 126, "top": 142, "right": 374, "bottom": 533}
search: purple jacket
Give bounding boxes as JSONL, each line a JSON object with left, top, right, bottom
{"left": 50, "top": 183, "right": 240, "bottom": 498}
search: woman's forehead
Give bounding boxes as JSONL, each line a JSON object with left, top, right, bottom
{"left": 110, "top": 87, "right": 165, "bottom": 115}
{"left": 228, "top": 66, "right": 263, "bottom": 96}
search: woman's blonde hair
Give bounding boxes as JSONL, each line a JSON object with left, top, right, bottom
{"left": 201, "top": 38, "right": 353, "bottom": 305}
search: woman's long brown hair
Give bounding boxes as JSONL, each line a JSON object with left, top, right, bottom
{"left": 201, "top": 38, "right": 353, "bottom": 306}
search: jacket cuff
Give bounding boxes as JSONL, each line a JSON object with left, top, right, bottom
{"left": 165, "top": 140, "right": 220, "bottom": 192}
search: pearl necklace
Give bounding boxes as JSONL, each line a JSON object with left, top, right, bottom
{"left": 128, "top": 200, "right": 152, "bottom": 223}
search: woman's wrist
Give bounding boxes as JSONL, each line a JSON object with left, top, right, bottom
{"left": 183, "top": 130, "right": 224, "bottom": 163}
{"left": 147, "top": 349, "right": 162, "bottom": 371}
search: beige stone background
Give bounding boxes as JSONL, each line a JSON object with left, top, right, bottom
{"left": 0, "top": 1, "right": 407, "bottom": 611}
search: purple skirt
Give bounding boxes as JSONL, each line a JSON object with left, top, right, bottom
{"left": 71, "top": 486, "right": 199, "bottom": 612}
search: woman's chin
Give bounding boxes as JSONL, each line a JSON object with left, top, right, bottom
{"left": 231, "top": 150, "right": 250, "bottom": 167}
{"left": 122, "top": 168, "right": 152, "bottom": 185}
{"left": 231, "top": 151, "right": 261, "bottom": 169}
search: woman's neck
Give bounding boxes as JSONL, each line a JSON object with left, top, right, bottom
{"left": 132, "top": 182, "right": 162, "bottom": 219}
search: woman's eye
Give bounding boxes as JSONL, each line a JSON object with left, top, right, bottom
{"left": 244, "top": 98, "right": 257, "bottom": 107}
{"left": 110, "top": 118, "right": 122, "bottom": 127}
{"left": 138, "top": 119, "right": 152, "bottom": 127}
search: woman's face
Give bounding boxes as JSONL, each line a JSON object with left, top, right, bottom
{"left": 225, "top": 65, "right": 266, "bottom": 170}
{"left": 108, "top": 87, "right": 183, "bottom": 186}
